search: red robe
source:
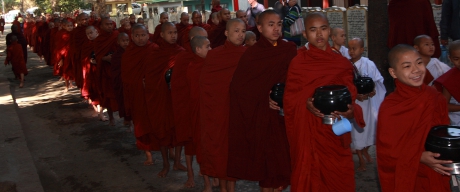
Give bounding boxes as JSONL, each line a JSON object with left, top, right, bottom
{"left": 434, "top": 68, "right": 460, "bottom": 102}
{"left": 186, "top": 54, "right": 206, "bottom": 163}
{"left": 228, "top": 37, "right": 295, "bottom": 188}
{"left": 0, "top": 18, "right": 5, "bottom": 32}
{"left": 48, "top": 27, "right": 59, "bottom": 66}
{"left": 33, "top": 21, "right": 45, "bottom": 55}
{"left": 5, "top": 42, "right": 28, "bottom": 78}
{"left": 23, "top": 21, "right": 29, "bottom": 43}
{"left": 200, "top": 40, "right": 247, "bottom": 179}
{"left": 171, "top": 51, "right": 195, "bottom": 154}
{"left": 122, "top": 42, "right": 160, "bottom": 150}
{"left": 181, "top": 23, "right": 212, "bottom": 52}
{"left": 207, "top": 5, "right": 222, "bottom": 25}
{"left": 68, "top": 25, "right": 89, "bottom": 88}
{"left": 208, "top": 21, "right": 227, "bottom": 49}
{"left": 41, "top": 27, "right": 52, "bottom": 65}
{"left": 175, "top": 23, "right": 190, "bottom": 46}
{"left": 388, "top": 0, "right": 441, "bottom": 57}
{"left": 53, "top": 29, "right": 71, "bottom": 77}
{"left": 30, "top": 22, "right": 38, "bottom": 48}
{"left": 151, "top": 23, "right": 163, "bottom": 44}
{"left": 283, "top": 44, "right": 365, "bottom": 192}
{"left": 12, "top": 20, "right": 20, "bottom": 33}
{"left": 110, "top": 45, "right": 129, "bottom": 120}
{"left": 94, "top": 30, "right": 119, "bottom": 111}
{"left": 80, "top": 40, "right": 99, "bottom": 103}
{"left": 377, "top": 79, "right": 451, "bottom": 192}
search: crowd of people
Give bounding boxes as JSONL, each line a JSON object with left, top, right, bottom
{"left": 2, "top": 0, "right": 460, "bottom": 191}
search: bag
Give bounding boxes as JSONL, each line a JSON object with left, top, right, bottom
{"left": 289, "top": 7, "right": 304, "bottom": 36}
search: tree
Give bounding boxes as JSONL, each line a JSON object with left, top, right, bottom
{"left": 1, "top": 0, "right": 20, "bottom": 13}
{"left": 35, "top": 0, "right": 92, "bottom": 14}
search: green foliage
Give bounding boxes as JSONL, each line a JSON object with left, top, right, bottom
{"left": 35, "top": 0, "right": 93, "bottom": 14}
{"left": 1, "top": 0, "right": 20, "bottom": 13}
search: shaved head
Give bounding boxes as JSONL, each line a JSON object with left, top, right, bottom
{"left": 161, "top": 22, "right": 175, "bottom": 32}
{"left": 226, "top": 18, "right": 245, "bottom": 30}
{"left": 191, "top": 36, "right": 208, "bottom": 53}
{"left": 131, "top": 24, "right": 148, "bottom": 33}
{"left": 304, "top": 12, "right": 329, "bottom": 30}
{"left": 331, "top": 27, "right": 344, "bottom": 36}
{"left": 245, "top": 31, "right": 256, "bottom": 40}
{"left": 181, "top": 12, "right": 189, "bottom": 18}
{"left": 211, "top": 12, "right": 219, "bottom": 19}
{"left": 350, "top": 37, "right": 364, "bottom": 48}
{"left": 189, "top": 26, "right": 208, "bottom": 39}
{"left": 388, "top": 44, "right": 419, "bottom": 68}
{"left": 220, "top": 8, "right": 231, "bottom": 22}
{"left": 413, "top": 35, "right": 432, "bottom": 46}
{"left": 192, "top": 11, "right": 201, "bottom": 17}
{"left": 257, "top": 10, "right": 279, "bottom": 25}
{"left": 118, "top": 32, "right": 129, "bottom": 40}
{"left": 160, "top": 12, "right": 168, "bottom": 17}
{"left": 449, "top": 40, "right": 460, "bottom": 55}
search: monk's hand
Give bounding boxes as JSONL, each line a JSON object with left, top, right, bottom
{"left": 268, "top": 91, "right": 280, "bottom": 111}
{"left": 58, "top": 60, "right": 63, "bottom": 67}
{"left": 369, "top": 89, "right": 376, "bottom": 98}
{"left": 356, "top": 94, "right": 365, "bottom": 102}
{"left": 332, "top": 104, "right": 354, "bottom": 119}
{"left": 90, "top": 58, "right": 96, "bottom": 64}
{"left": 102, "top": 54, "right": 112, "bottom": 62}
{"left": 306, "top": 98, "right": 324, "bottom": 118}
{"left": 420, "top": 151, "right": 453, "bottom": 176}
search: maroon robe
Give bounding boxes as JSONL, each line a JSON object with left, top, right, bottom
{"left": 69, "top": 25, "right": 89, "bottom": 88}
{"left": 175, "top": 22, "right": 189, "bottom": 46}
{"left": 110, "top": 45, "right": 130, "bottom": 120}
{"left": 208, "top": 21, "right": 227, "bottom": 49}
{"left": 151, "top": 23, "right": 163, "bottom": 44}
{"left": 5, "top": 42, "right": 28, "bottom": 78}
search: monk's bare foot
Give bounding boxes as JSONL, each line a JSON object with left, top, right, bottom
{"left": 199, "top": 171, "right": 203, "bottom": 177}
{"left": 184, "top": 174, "right": 195, "bottom": 188}
{"left": 109, "top": 119, "right": 115, "bottom": 126}
{"left": 158, "top": 166, "right": 170, "bottom": 177}
{"left": 169, "top": 148, "right": 175, "bottom": 160}
{"left": 357, "top": 163, "right": 366, "bottom": 171}
{"left": 212, "top": 178, "right": 219, "bottom": 187}
{"left": 144, "top": 159, "right": 154, "bottom": 165}
{"left": 173, "top": 163, "right": 187, "bottom": 171}
{"left": 64, "top": 87, "right": 69, "bottom": 92}
{"left": 19, "top": 82, "right": 24, "bottom": 88}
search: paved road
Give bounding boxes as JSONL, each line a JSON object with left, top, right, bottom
{"left": 0, "top": 26, "right": 381, "bottom": 192}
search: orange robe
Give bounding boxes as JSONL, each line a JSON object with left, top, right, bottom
{"left": 199, "top": 40, "right": 246, "bottom": 179}
{"left": 283, "top": 44, "right": 365, "bottom": 191}
{"left": 5, "top": 42, "right": 28, "bottom": 78}
{"left": 377, "top": 79, "right": 451, "bottom": 192}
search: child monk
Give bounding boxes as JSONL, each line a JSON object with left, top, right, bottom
{"left": 244, "top": 31, "right": 256, "bottom": 46}
{"left": 5, "top": 35, "right": 28, "bottom": 88}
{"left": 211, "top": 12, "right": 220, "bottom": 27}
{"left": 111, "top": 33, "right": 131, "bottom": 129}
{"left": 228, "top": 10, "right": 293, "bottom": 192}
{"left": 200, "top": 18, "right": 247, "bottom": 192}
{"left": 56, "top": 20, "right": 74, "bottom": 92}
{"left": 136, "top": 18, "right": 144, "bottom": 26}
{"left": 434, "top": 40, "right": 460, "bottom": 126}
{"left": 151, "top": 12, "right": 169, "bottom": 43}
{"left": 331, "top": 27, "right": 350, "bottom": 59}
{"left": 182, "top": 26, "right": 207, "bottom": 52}
{"left": 283, "top": 13, "right": 365, "bottom": 191}
{"left": 348, "top": 37, "right": 386, "bottom": 171}
{"left": 377, "top": 44, "right": 453, "bottom": 191}
{"left": 413, "top": 35, "right": 451, "bottom": 85}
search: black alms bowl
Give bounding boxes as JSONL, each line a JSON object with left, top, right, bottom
{"left": 355, "top": 76, "right": 375, "bottom": 94}
{"left": 313, "top": 85, "right": 352, "bottom": 115}
{"left": 425, "top": 126, "right": 460, "bottom": 162}
{"left": 270, "top": 83, "right": 285, "bottom": 108}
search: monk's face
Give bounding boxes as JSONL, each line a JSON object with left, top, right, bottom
{"left": 196, "top": 39, "right": 211, "bottom": 58}
{"left": 414, "top": 37, "right": 435, "bottom": 57}
{"left": 129, "top": 15, "right": 135, "bottom": 23}
{"left": 303, "top": 17, "right": 330, "bottom": 51}
{"left": 236, "top": 12, "right": 248, "bottom": 24}
{"left": 257, "top": 14, "right": 282, "bottom": 44}
{"left": 118, "top": 35, "right": 130, "bottom": 49}
{"left": 192, "top": 13, "right": 202, "bottom": 25}
{"left": 137, "top": 18, "right": 144, "bottom": 24}
{"left": 86, "top": 28, "right": 99, "bottom": 40}
{"left": 78, "top": 14, "right": 89, "bottom": 26}
{"left": 225, "top": 22, "right": 246, "bottom": 46}
{"left": 389, "top": 51, "right": 426, "bottom": 87}
{"left": 221, "top": 10, "right": 231, "bottom": 22}
{"left": 331, "top": 28, "right": 346, "bottom": 46}
{"left": 160, "top": 14, "right": 169, "bottom": 24}
{"left": 132, "top": 28, "right": 149, "bottom": 46}
{"left": 61, "top": 13, "right": 65, "bottom": 18}
{"left": 245, "top": 37, "right": 256, "bottom": 46}
{"left": 48, "top": 22, "right": 55, "bottom": 29}
{"left": 161, "top": 25, "right": 178, "bottom": 44}
{"left": 64, "top": 22, "right": 73, "bottom": 32}
{"left": 123, "top": 23, "right": 131, "bottom": 30}
{"left": 100, "top": 19, "right": 114, "bottom": 33}
{"left": 46, "top": 14, "right": 51, "bottom": 21}
{"left": 212, "top": 15, "right": 219, "bottom": 25}
{"left": 180, "top": 15, "right": 189, "bottom": 25}
{"left": 348, "top": 39, "right": 364, "bottom": 61}
{"left": 449, "top": 49, "right": 460, "bottom": 70}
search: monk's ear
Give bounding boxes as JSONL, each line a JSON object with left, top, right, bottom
{"left": 388, "top": 67, "right": 397, "bottom": 79}
{"left": 413, "top": 45, "right": 420, "bottom": 51}
{"left": 160, "top": 32, "right": 165, "bottom": 38}
{"left": 302, "top": 30, "right": 307, "bottom": 40}
{"left": 257, "top": 24, "right": 262, "bottom": 33}
{"left": 224, "top": 30, "right": 229, "bottom": 37}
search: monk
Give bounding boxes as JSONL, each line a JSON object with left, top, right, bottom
{"left": 6, "top": 25, "right": 28, "bottom": 64}
{"left": 413, "top": 35, "right": 451, "bottom": 85}
{"left": 210, "top": 12, "right": 220, "bottom": 27}
{"left": 377, "top": 44, "right": 452, "bottom": 191}
{"left": 151, "top": 12, "right": 169, "bottom": 43}
{"left": 54, "top": 20, "right": 74, "bottom": 91}
{"left": 182, "top": 11, "right": 211, "bottom": 50}
{"left": 208, "top": 8, "right": 231, "bottom": 48}
{"left": 4, "top": 35, "right": 28, "bottom": 88}
{"left": 244, "top": 31, "right": 256, "bottom": 46}
{"left": 41, "top": 21, "right": 55, "bottom": 65}
{"left": 94, "top": 17, "right": 119, "bottom": 125}
{"left": 175, "top": 12, "right": 190, "bottom": 46}
{"left": 121, "top": 24, "right": 160, "bottom": 166}
{"left": 68, "top": 13, "right": 90, "bottom": 89}
{"left": 330, "top": 27, "right": 350, "bottom": 59}
{"left": 200, "top": 18, "right": 247, "bottom": 192}
{"left": 33, "top": 16, "right": 45, "bottom": 62}
{"left": 227, "top": 10, "right": 293, "bottom": 192}
{"left": 182, "top": 26, "right": 208, "bottom": 52}
{"left": 137, "top": 18, "right": 144, "bottom": 26}
{"left": 12, "top": 17, "right": 20, "bottom": 33}
{"left": 129, "top": 14, "right": 136, "bottom": 26}
{"left": 171, "top": 30, "right": 210, "bottom": 187}
{"left": 0, "top": 16, "right": 5, "bottom": 35}
{"left": 235, "top": 10, "right": 250, "bottom": 29}
{"left": 207, "top": 0, "right": 222, "bottom": 25}
{"left": 110, "top": 32, "right": 131, "bottom": 128}
{"left": 283, "top": 13, "right": 365, "bottom": 191}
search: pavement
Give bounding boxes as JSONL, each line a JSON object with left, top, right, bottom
{"left": 0, "top": 24, "right": 387, "bottom": 192}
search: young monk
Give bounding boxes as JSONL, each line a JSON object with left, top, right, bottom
{"left": 4, "top": 35, "right": 28, "bottom": 88}
{"left": 41, "top": 21, "right": 54, "bottom": 66}
{"left": 182, "top": 26, "right": 208, "bottom": 52}
{"left": 413, "top": 35, "right": 451, "bottom": 85}
{"left": 283, "top": 13, "right": 365, "bottom": 191}
{"left": 94, "top": 17, "right": 119, "bottom": 125}
{"left": 121, "top": 24, "right": 160, "bottom": 166}
{"left": 0, "top": 16, "right": 5, "bottom": 35}
{"left": 128, "top": 14, "right": 136, "bottom": 26}
{"left": 151, "top": 12, "right": 169, "bottom": 43}
{"left": 176, "top": 12, "right": 190, "bottom": 46}
{"left": 331, "top": 27, "right": 350, "bottom": 59}
{"left": 210, "top": 12, "right": 220, "bottom": 27}
{"left": 244, "top": 31, "right": 256, "bottom": 46}
{"left": 136, "top": 18, "right": 144, "bottom": 26}
{"left": 207, "top": 0, "right": 222, "bottom": 25}
{"left": 144, "top": 22, "right": 186, "bottom": 177}
{"left": 227, "top": 10, "right": 294, "bottom": 192}
{"left": 181, "top": 11, "right": 211, "bottom": 50}
{"left": 55, "top": 20, "right": 74, "bottom": 91}
{"left": 434, "top": 40, "right": 460, "bottom": 126}
{"left": 348, "top": 37, "right": 386, "bottom": 171}
{"left": 208, "top": 8, "right": 231, "bottom": 48}
{"left": 111, "top": 33, "right": 131, "bottom": 129}
{"left": 68, "top": 13, "right": 90, "bottom": 89}
{"left": 377, "top": 44, "right": 453, "bottom": 191}
{"left": 200, "top": 18, "right": 247, "bottom": 192}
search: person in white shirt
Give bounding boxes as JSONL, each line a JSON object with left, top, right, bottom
{"left": 348, "top": 37, "right": 386, "bottom": 171}
{"left": 414, "top": 35, "right": 451, "bottom": 85}
{"left": 331, "top": 27, "right": 350, "bottom": 59}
